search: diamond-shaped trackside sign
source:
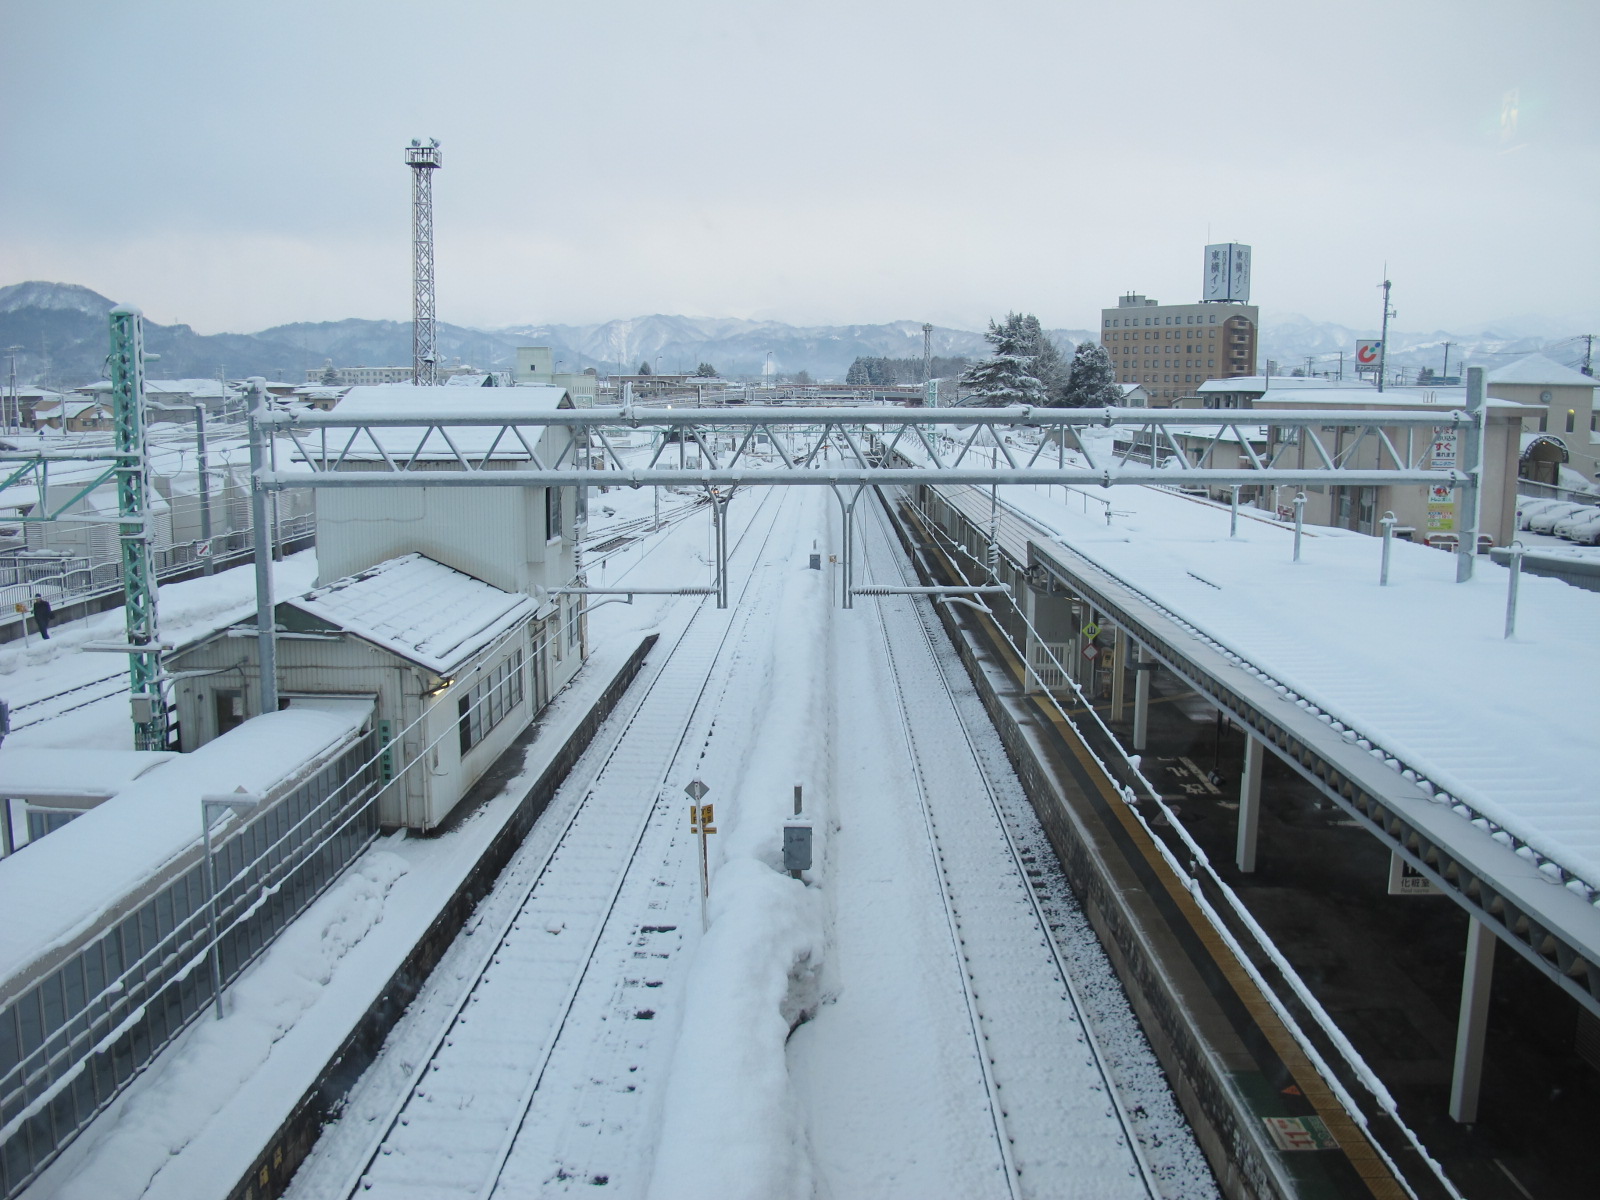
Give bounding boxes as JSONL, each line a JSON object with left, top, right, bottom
{"left": 684, "top": 779, "right": 710, "bottom": 801}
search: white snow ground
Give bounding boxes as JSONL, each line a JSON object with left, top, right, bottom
{"left": 10, "top": 475, "right": 1213, "bottom": 1200}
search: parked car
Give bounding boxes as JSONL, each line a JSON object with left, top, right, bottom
{"left": 1517, "top": 497, "right": 1573, "bottom": 529}
{"left": 1528, "top": 502, "right": 1592, "bottom": 534}
{"left": 1554, "top": 507, "right": 1600, "bottom": 542}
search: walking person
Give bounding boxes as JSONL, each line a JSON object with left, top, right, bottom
{"left": 31, "top": 594, "right": 52, "bottom": 640}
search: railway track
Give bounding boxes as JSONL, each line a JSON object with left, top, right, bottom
{"left": 287, "top": 485, "right": 793, "bottom": 1200}
{"left": 7, "top": 671, "right": 128, "bottom": 732}
{"left": 858, "top": 490, "right": 1163, "bottom": 1200}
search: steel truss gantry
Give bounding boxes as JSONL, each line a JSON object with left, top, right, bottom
{"left": 253, "top": 398, "right": 1482, "bottom": 494}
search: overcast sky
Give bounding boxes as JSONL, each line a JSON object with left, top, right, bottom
{"left": 4, "top": 0, "right": 1596, "bottom": 337}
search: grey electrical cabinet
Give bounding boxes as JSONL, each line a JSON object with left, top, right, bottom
{"left": 783, "top": 821, "right": 813, "bottom": 872}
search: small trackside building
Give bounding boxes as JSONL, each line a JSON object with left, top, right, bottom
{"left": 169, "top": 384, "right": 590, "bottom": 831}
{"left": 167, "top": 553, "right": 554, "bottom": 831}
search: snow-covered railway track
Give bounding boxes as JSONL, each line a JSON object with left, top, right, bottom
{"left": 859, "top": 492, "right": 1161, "bottom": 1200}
{"left": 309, "top": 486, "right": 792, "bottom": 1200}
{"left": 8, "top": 671, "right": 128, "bottom": 731}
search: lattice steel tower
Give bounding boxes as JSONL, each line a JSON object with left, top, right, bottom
{"left": 405, "top": 138, "right": 442, "bottom": 385}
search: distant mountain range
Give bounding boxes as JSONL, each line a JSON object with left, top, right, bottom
{"left": 0, "top": 281, "right": 1588, "bottom": 390}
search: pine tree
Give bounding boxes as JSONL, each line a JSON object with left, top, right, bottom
{"left": 693, "top": 362, "right": 719, "bottom": 377}
{"left": 1062, "top": 341, "right": 1123, "bottom": 407}
{"left": 958, "top": 313, "right": 1051, "bottom": 405}
{"left": 959, "top": 353, "right": 1047, "bottom": 405}
{"left": 637, "top": 361, "right": 652, "bottom": 375}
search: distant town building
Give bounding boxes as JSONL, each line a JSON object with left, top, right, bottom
{"left": 1101, "top": 245, "right": 1259, "bottom": 406}
{"left": 71, "top": 378, "right": 242, "bottom": 421}
{"left": 306, "top": 362, "right": 487, "bottom": 387}
{"left": 513, "top": 347, "right": 599, "bottom": 406}
{"left": 1486, "top": 353, "right": 1598, "bottom": 485}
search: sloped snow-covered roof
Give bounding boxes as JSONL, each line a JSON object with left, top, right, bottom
{"left": 289, "top": 553, "right": 535, "bottom": 674}
{"left": 1487, "top": 353, "right": 1596, "bottom": 388}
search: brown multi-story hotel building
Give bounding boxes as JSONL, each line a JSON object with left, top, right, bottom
{"left": 1100, "top": 293, "right": 1259, "bottom": 407}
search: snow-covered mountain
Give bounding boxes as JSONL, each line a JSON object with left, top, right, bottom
{"left": 0, "top": 281, "right": 1587, "bottom": 388}
{"left": 1259, "top": 313, "right": 1585, "bottom": 379}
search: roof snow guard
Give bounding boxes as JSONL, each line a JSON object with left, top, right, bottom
{"left": 1027, "top": 539, "right": 1600, "bottom": 1020}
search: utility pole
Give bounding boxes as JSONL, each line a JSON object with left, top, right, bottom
{"left": 1337, "top": 350, "right": 1344, "bottom": 381}
{"left": 1440, "top": 340, "right": 1454, "bottom": 383}
{"left": 1581, "top": 334, "right": 1595, "bottom": 378}
{"left": 1303, "top": 356, "right": 1314, "bottom": 378}
{"left": 2, "top": 345, "right": 23, "bottom": 433}
{"left": 1377, "top": 278, "right": 1395, "bottom": 394}
{"left": 405, "top": 139, "right": 442, "bottom": 385}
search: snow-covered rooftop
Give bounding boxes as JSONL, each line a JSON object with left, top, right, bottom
{"left": 315, "top": 383, "right": 572, "bottom": 459}
{"left": 290, "top": 553, "right": 536, "bottom": 674}
{"left": 0, "top": 748, "right": 177, "bottom": 804}
{"left": 1198, "top": 376, "right": 1353, "bottom": 392}
{"left": 1487, "top": 353, "right": 1596, "bottom": 388}
{"left": 0, "top": 705, "right": 371, "bottom": 976}
{"left": 1243, "top": 385, "right": 1524, "bottom": 411}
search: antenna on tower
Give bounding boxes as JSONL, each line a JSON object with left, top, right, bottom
{"left": 405, "top": 138, "right": 443, "bottom": 385}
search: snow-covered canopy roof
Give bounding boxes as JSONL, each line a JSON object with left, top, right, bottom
{"left": 288, "top": 553, "right": 536, "bottom": 674}
{"left": 1487, "top": 353, "right": 1596, "bottom": 388}
{"left": 0, "top": 748, "right": 178, "bottom": 806}
{"left": 0, "top": 705, "right": 371, "bottom": 975}
{"left": 318, "top": 383, "right": 572, "bottom": 459}
{"left": 1248, "top": 386, "right": 1523, "bottom": 411}
{"left": 1198, "top": 376, "right": 1352, "bottom": 393}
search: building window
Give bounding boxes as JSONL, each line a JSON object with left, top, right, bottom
{"left": 1568, "top": 410, "right": 1577, "bottom": 433}
{"left": 545, "top": 486, "right": 564, "bottom": 540}
{"left": 458, "top": 649, "right": 525, "bottom": 755}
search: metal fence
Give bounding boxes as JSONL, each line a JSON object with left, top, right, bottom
{"left": 0, "top": 725, "right": 380, "bottom": 1198}
{"left": 0, "top": 513, "right": 316, "bottom": 616}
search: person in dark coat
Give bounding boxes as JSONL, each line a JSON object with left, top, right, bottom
{"left": 31, "top": 595, "right": 52, "bottom": 640}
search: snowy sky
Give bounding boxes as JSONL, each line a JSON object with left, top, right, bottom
{"left": 4, "top": 0, "right": 1596, "bottom": 336}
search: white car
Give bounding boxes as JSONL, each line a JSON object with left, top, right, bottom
{"left": 1517, "top": 497, "right": 1572, "bottom": 529}
{"left": 1554, "top": 508, "right": 1600, "bottom": 543}
{"left": 1528, "top": 502, "right": 1592, "bottom": 534}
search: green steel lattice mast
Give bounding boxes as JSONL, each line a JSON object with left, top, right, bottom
{"left": 108, "top": 306, "right": 170, "bottom": 750}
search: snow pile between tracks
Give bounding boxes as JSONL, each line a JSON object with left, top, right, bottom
{"left": 648, "top": 517, "right": 833, "bottom": 1200}
{"left": 45, "top": 851, "right": 408, "bottom": 1200}
{"left": 646, "top": 862, "right": 822, "bottom": 1200}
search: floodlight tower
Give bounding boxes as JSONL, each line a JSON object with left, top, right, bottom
{"left": 405, "top": 138, "right": 443, "bottom": 385}
{"left": 921, "top": 323, "right": 933, "bottom": 382}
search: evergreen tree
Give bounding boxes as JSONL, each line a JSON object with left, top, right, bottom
{"left": 846, "top": 357, "right": 869, "bottom": 385}
{"left": 693, "top": 362, "right": 719, "bottom": 377}
{"left": 958, "top": 313, "right": 1050, "bottom": 405}
{"left": 637, "top": 361, "right": 652, "bottom": 375}
{"left": 959, "top": 353, "right": 1047, "bottom": 404}
{"left": 1062, "top": 341, "right": 1123, "bottom": 407}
